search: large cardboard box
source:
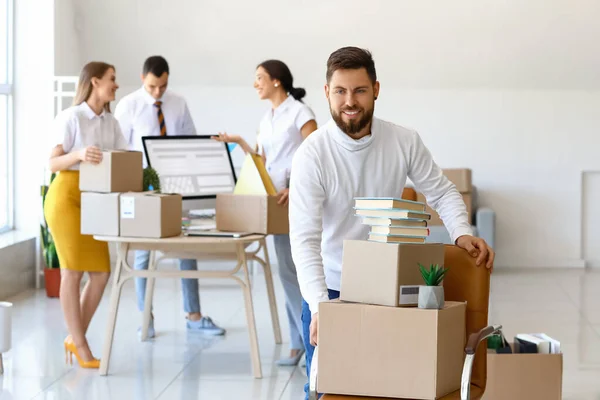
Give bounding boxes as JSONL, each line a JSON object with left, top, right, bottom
{"left": 81, "top": 192, "right": 120, "bottom": 236}
{"left": 216, "top": 193, "right": 288, "bottom": 234}
{"left": 483, "top": 345, "right": 563, "bottom": 400}
{"left": 443, "top": 168, "right": 472, "bottom": 193}
{"left": 119, "top": 192, "right": 182, "bottom": 238}
{"left": 417, "top": 192, "right": 473, "bottom": 226}
{"left": 79, "top": 150, "right": 143, "bottom": 193}
{"left": 318, "top": 300, "right": 467, "bottom": 399}
{"left": 341, "top": 240, "right": 445, "bottom": 307}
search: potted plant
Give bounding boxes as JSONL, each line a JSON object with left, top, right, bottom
{"left": 40, "top": 173, "right": 61, "bottom": 298}
{"left": 143, "top": 167, "right": 161, "bottom": 192}
{"left": 417, "top": 263, "right": 449, "bottom": 309}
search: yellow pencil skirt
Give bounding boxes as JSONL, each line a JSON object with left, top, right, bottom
{"left": 44, "top": 170, "right": 110, "bottom": 273}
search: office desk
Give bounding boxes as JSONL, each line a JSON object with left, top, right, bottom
{"left": 94, "top": 234, "right": 282, "bottom": 378}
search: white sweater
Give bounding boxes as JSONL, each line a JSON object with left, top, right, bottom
{"left": 289, "top": 117, "right": 473, "bottom": 315}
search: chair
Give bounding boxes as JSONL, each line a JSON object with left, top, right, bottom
{"left": 310, "top": 245, "right": 497, "bottom": 400}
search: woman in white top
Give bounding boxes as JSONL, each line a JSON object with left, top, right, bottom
{"left": 213, "top": 60, "right": 317, "bottom": 366}
{"left": 45, "top": 62, "right": 128, "bottom": 368}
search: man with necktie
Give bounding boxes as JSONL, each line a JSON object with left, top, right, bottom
{"left": 114, "top": 56, "right": 226, "bottom": 339}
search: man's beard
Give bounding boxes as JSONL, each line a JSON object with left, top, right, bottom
{"left": 330, "top": 101, "right": 375, "bottom": 136}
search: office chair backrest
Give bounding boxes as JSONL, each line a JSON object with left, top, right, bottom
{"left": 443, "top": 244, "right": 491, "bottom": 391}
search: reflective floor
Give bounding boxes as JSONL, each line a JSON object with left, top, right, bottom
{"left": 0, "top": 263, "right": 598, "bottom": 399}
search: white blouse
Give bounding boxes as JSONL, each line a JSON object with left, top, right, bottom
{"left": 51, "top": 102, "right": 128, "bottom": 170}
{"left": 256, "top": 95, "right": 316, "bottom": 191}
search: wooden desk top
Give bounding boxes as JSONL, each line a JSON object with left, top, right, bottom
{"left": 93, "top": 233, "right": 266, "bottom": 245}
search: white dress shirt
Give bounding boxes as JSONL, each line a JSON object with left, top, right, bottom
{"left": 289, "top": 117, "right": 474, "bottom": 315}
{"left": 256, "top": 95, "right": 316, "bottom": 191}
{"left": 50, "top": 102, "right": 128, "bottom": 171}
{"left": 114, "top": 87, "right": 197, "bottom": 159}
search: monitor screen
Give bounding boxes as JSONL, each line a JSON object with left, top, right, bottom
{"left": 142, "top": 135, "right": 237, "bottom": 199}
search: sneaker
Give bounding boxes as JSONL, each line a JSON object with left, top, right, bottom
{"left": 137, "top": 317, "right": 156, "bottom": 340}
{"left": 187, "top": 316, "right": 226, "bottom": 336}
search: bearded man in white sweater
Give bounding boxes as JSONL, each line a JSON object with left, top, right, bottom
{"left": 289, "top": 46, "right": 495, "bottom": 398}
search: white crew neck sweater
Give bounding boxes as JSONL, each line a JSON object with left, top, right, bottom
{"left": 289, "top": 117, "right": 473, "bottom": 315}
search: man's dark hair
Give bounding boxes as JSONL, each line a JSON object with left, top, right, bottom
{"left": 326, "top": 47, "right": 377, "bottom": 84}
{"left": 143, "top": 56, "right": 170, "bottom": 77}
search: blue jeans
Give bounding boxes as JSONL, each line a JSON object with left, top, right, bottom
{"left": 303, "top": 289, "right": 340, "bottom": 400}
{"left": 273, "top": 234, "right": 304, "bottom": 351}
{"left": 133, "top": 250, "right": 200, "bottom": 314}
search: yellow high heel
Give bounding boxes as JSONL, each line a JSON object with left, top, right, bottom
{"left": 64, "top": 341, "right": 101, "bottom": 369}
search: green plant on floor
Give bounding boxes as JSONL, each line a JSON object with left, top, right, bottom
{"left": 40, "top": 172, "right": 59, "bottom": 269}
{"left": 419, "top": 263, "right": 449, "bottom": 286}
{"left": 143, "top": 167, "right": 161, "bottom": 192}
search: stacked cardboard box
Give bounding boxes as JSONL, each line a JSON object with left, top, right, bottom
{"left": 417, "top": 168, "right": 473, "bottom": 226}
{"left": 317, "top": 196, "right": 467, "bottom": 399}
{"left": 216, "top": 153, "right": 288, "bottom": 234}
{"left": 80, "top": 150, "right": 182, "bottom": 238}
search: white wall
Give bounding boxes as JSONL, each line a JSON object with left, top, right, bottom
{"left": 48, "top": 0, "right": 600, "bottom": 268}
{"left": 54, "top": 0, "right": 82, "bottom": 76}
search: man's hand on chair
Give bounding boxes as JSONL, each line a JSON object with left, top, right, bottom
{"left": 310, "top": 313, "right": 319, "bottom": 346}
{"left": 456, "top": 235, "right": 495, "bottom": 270}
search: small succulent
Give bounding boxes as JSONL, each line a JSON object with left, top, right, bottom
{"left": 143, "top": 167, "right": 161, "bottom": 192}
{"left": 419, "top": 263, "right": 449, "bottom": 286}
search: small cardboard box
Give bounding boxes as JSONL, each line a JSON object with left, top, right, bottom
{"left": 318, "top": 300, "right": 466, "bottom": 399}
{"left": 443, "top": 168, "right": 472, "bottom": 193}
{"left": 483, "top": 344, "right": 563, "bottom": 400}
{"left": 119, "top": 192, "right": 182, "bottom": 238}
{"left": 417, "top": 192, "right": 473, "bottom": 226}
{"left": 81, "top": 192, "right": 120, "bottom": 236}
{"left": 216, "top": 193, "right": 288, "bottom": 234}
{"left": 79, "top": 150, "right": 143, "bottom": 193}
{"left": 341, "top": 240, "right": 445, "bottom": 307}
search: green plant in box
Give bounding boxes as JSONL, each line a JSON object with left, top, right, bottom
{"left": 419, "top": 263, "right": 449, "bottom": 286}
{"left": 143, "top": 167, "right": 161, "bottom": 192}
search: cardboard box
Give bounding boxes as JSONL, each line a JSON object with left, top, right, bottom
{"left": 119, "top": 192, "right": 182, "bottom": 238}
{"left": 484, "top": 345, "right": 563, "bottom": 399}
{"left": 216, "top": 193, "right": 288, "bottom": 234}
{"left": 81, "top": 192, "right": 120, "bottom": 236}
{"left": 79, "top": 150, "right": 143, "bottom": 193}
{"left": 443, "top": 168, "right": 472, "bottom": 193}
{"left": 318, "top": 300, "right": 466, "bottom": 399}
{"left": 341, "top": 240, "right": 445, "bottom": 307}
{"left": 417, "top": 192, "right": 473, "bottom": 226}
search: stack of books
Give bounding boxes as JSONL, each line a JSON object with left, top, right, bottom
{"left": 354, "top": 197, "right": 431, "bottom": 243}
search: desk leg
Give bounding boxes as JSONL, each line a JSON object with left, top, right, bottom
{"left": 100, "top": 242, "right": 128, "bottom": 376}
{"left": 238, "top": 243, "right": 262, "bottom": 379}
{"left": 258, "top": 238, "right": 282, "bottom": 344}
{"left": 141, "top": 250, "right": 156, "bottom": 341}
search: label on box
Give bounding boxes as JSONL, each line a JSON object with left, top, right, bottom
{"left": 120, "top": 197, "right": 135, "bottom": 219}
{"left": 399, "top": 285, "right": 420, "bottom": 306}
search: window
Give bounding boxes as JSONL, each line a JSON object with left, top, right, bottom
{"left": 0, "top": 0, "right": 12, "bottom": 232}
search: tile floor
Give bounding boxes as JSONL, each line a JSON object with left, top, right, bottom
{"left": 0, "top": 262, "right": 599, "bottom": 399}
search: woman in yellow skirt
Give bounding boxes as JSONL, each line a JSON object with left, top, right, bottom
{"left": 45, "top": 61, "right": 128, "bottom": 368}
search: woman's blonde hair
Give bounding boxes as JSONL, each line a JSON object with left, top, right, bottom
{"left": 72, "top": 61, "right": 115, "bottom": 112}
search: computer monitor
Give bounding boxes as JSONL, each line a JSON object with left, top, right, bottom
{"left": 142, "top": 135, "right": 237, "bottom": 215}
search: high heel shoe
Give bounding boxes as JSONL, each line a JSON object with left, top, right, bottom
{"left": 64, "top": 341, "right": 101, "bottom": 369}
